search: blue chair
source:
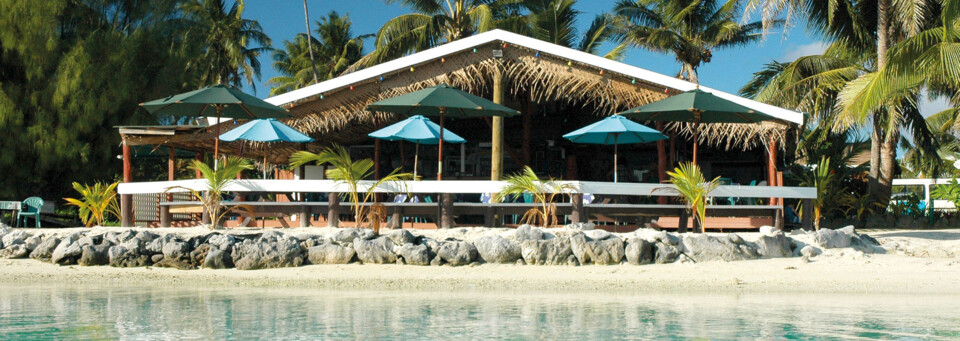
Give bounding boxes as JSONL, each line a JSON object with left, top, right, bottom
{"left": 17, "top": 197, "right": 43, "bottom": 228}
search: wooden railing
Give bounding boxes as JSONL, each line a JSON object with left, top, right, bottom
{"left": 118, "top": 180, "right": 817, "bottom": 230}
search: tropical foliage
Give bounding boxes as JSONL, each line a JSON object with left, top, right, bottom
{"left": 743, "top": 0, "right": 950, "bottom": 208}
{"left": 166, "top": 156, "right": 254, "bottom": 229}
{"left": 267, "top": 11, "right": 368, "bottom": 95}
{"left": 0, "top": 0, "right": 203, "bottom": 201}
{"left": 181, "top": 0, "right": 272, "bottom": 88}
{"left": 495, "top": 166, "right": 576, "bottom": 227}
{"left": 656, "top": 162, "right": 720, "bottom": 233}
{"left": 360, "top": 0, "right": 495, "bottom": 66}
{"left": 64, "top": 181, "right": 121, "bottom": 227}
{"left": 289, "top": 144, "right": 413, "bottom": 231}
{"left": 612, "top": 0, "right": 775, "bottom": 83}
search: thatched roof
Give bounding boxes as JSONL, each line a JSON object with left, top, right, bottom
{"left": 124, "top": 29, "right": 802, "bottom": 162}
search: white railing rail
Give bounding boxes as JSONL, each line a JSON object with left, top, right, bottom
{"left": 118, "top": 179, "right": 817, "bottom": 199}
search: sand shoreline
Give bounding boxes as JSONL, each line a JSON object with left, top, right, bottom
{"left": 1, "top": 252, "right": 957, "bottom": 294}
{"left": 1, "top": 228, "right": 958, "bottom": 294}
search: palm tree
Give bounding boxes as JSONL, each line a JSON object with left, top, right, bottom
{"left": 361, "top": 0, "right": 495, "bottom": 66}
{"left": 181, "top": 0, "right": 272, "bottom": 88}
{"left": 612, "top": 0, "right": 774, "bottom": 83}
{"left": 743, "top": 0, "right": 944, "bottom": 206}
{"left": 655, "top": 162, "right": 721, "bottom": 233}
{"left": 500, "top": 0, "right": 626, "bottom": 59}
{"left": 495, "top": 166, "right": 576, "bottom": 227}
{"left": 166, "top": 156, "right": 254, "bottom": 229}
{"left": 268, "top": 11, "right": 368, "bottom": 96}
{"left": 302, "top": 0, "right": 320, "bottom": 84}
{"left": 289, "top": 144, "right": 413, "bottom": 228}
{"left": 64, "top": 181, "right": 121, "bottom": 227}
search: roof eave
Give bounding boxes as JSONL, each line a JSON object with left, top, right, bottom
{"left": 265, "top": 29, "right": 803, "bottom": 125}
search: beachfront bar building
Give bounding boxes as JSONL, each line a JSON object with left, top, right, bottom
{"left": 118, "top": 30, "right": 812, "bottom": 230}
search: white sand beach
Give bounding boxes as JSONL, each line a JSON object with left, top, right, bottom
{"left": 0, "top": 228, "right": 958, "bottom": 294}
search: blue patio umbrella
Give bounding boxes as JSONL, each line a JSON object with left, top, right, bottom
{"left": 563, "top": 114, "right": 667, "bottom": 182}
{"left": 368, "top": 115, "right": 465, "bottom": 177}
{"left": 220, "top": 118, "right": 314, "bottom": 143}
{"left": 220, "top": 118, "right": 314, "bottom": 178}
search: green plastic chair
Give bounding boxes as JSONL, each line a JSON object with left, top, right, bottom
{"left": 17, "top": 197, "right": 43, "bottom": 228}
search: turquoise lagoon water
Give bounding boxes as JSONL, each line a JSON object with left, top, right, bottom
{"left": 0, "top": 285, "right": 958, "bottom": 340}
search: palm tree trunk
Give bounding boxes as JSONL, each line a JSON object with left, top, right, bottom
{"left": 303, "top": 0, "right": 320, "bottom": 84}
{"left": 873, "top": 0, "right": 893, "bottom": 206}
{"left": 879, "top": 129, "right": 898, "bottom": 208}
{"left": 868, "top": 120, "right": 881, "bottom": 197}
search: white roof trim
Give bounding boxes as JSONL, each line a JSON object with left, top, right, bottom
{"left": 265, "top": 29, "right": 803, "bottom": 125}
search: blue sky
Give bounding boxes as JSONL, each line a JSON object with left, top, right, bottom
{"left": 241, "top": 0, "right": 823, "bottom": 98}
{"left": 241, "top": 0, "right": 951, "bottom": 119}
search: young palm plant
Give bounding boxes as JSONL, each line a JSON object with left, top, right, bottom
{"left": 655, "top": 162, "right": 720, "bottom": 233}
{"left": 166, "top": 156, "right": 254, "bottom": 229}
{"left": 289, "top": 144, "right": 413, "bottom": 231}
{"left": 64, "top": 181, "right": 121, "bottom": 227}
{"left": 495, "top": 166, "right": 576, "bottom": 227}
{"left": 797, "top": 157, "right": 835, "bottom": 230}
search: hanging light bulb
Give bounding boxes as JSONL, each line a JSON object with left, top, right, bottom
{"left": 410, "top": 67, "right": 415, "bottom": 72}
{"left": 441, "top": 57, "right": 446, "bottom": 63}
{"left": 599, "top": 70, "right": 605, "bottom": 75}
{"left": 472, "top": 47, "right": 477, "bottom": 53}
{"left": 535, "top": 51, "right": 540, "bottom": 58}
{"left": 349, "top": 85, "right": 354, "bottom": 91}
{"left": 567, "top": 60, "right": 572, "bottom": 66}
{"left": 502, "top": 42, "right": 508, "bottom": 48}
{"left": 379, "top": 76, "right": 384, "bottom": 82}
{"left": 631, "top": 79, "right": 636, "bottom": 84}
{"left": 320, "top": 94, "right": 324, "bottom": 100}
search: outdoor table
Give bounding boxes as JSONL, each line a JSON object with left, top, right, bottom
{"left": 0, "top": 201, "right": 20, "bottom": 226}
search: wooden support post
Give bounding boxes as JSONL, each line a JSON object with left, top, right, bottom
{"left": 677, "top": 208, "right": 688, "bottom": 233}
{"left": 299, "top": 144, "right": 309, "bottom": 228}
{"left": 440, "top": 193, "right": 454, "bottom": 228}
{"left": 522, "top": 90, "right": 534, "bottom": 166}
{"left": 328, "top": 193, "right": 340, "bottom": 228}
{"left": 800, "top": 198, "right": 814, "bottom": 230}
{"left": 570, "top": 193, "right": 583, "bottom": 224}
{"left": 484, "top": 206, "right": 495, "bottom": 228}
{"left": 374, "top": 127, "right": 381, "bottom": 180}
{"left": 160, "top": 147, "right": 175, "bottom": 227}
{"left": 657, "top": 122, "right": 668, "bottom": 205}
{"left": 196, "top": 151, "right": 210, "bottom": 225}
{"left": 491, "top": 70, "right": 504, "bottom": 180}
{"left": 121, "top": 142, "right": 133, "bottom": 227}
{"left": 391, "top": 207, "right": 403, "bottom": 229}
{"left": 767, "top": 135, "right": 778, "bottom": 206}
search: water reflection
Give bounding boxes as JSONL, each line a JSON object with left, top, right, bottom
{"left": 0, "top": 285, "right": 957, "bottom": 340}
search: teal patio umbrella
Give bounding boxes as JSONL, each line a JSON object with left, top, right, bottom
{"left": 140, "top": 84, "right": 290, "bottom": 168}
{"left": 220, "top": 118, "right": 314, "bottom": 179}
{"left": 620, "top": 88, "right": 777, "bottom": 164}
{"left": 368, "top": 115, "right": 466, "bottom": 178}
{"left": 366, "top": 84, "right": 518, "bottom": 180}
{"left": 563, "top": 114, "right": 667, "bottom": 182}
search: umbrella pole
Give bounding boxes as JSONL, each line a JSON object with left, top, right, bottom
{"left": 692, "top": 122, "right": 700, "bottom": 165}
{"left": 214, "top": 105, "right": 222, "bottom": 170}
{"left": 614, "top": 134, "right": 619, "bottom": 183}
{"left": 438, "top": 108, "right": 445, "bottom": 181}
{"left": 414, "top": 142, "right": 419, "bottom": 179}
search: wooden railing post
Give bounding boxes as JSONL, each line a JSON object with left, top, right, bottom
{"left": 440, "top": 193, "right": 454, "bottom": 228}
{"left": 327, "top": 193, "right": 340, "bottom": 228}
{"left": 677, "top": 208, "right": 688, "bottom": 233}
{"left": 160, "top": 147, "right": 175, "bottom": 227}
{"left": 121, "top": 142, "right": 134, "bottom": 227}
{"left": 800, "top": 198, "right": 814, "bottom": 230}
{"left": 570, "top": 193, "right": 583, "bottom": 224}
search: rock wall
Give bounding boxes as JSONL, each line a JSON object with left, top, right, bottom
{"left": 0, "top": 224, "right": 884, "bottom": 270}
